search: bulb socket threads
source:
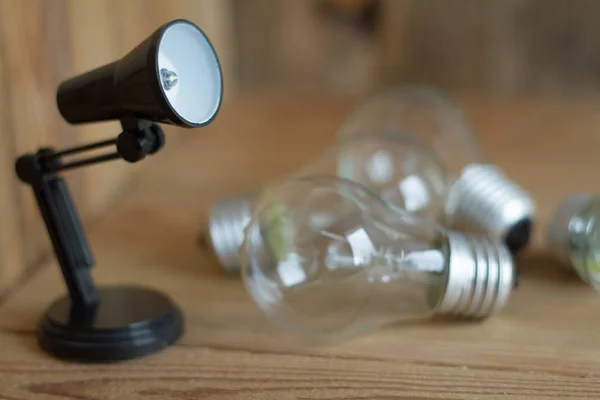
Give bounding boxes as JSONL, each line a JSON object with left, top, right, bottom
{"left": 207, "top": 195, "right": 254, "bottom": 274}
{"left": 436, "top": 232, "right": 515, "bottom": 319}
{"left": 445, "top": 164, "right": 536, "bottom": 252}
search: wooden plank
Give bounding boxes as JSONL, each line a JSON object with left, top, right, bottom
{"left": 1, "top": 94, "right": 600, "bottom": 398}
{"left": 233, "top": 0, "right": 378, "bottom": 92}
{"left": 1, "top": 331, "right": 600, "bottom": 400}
{"left": 0, "top": 0, "right": 73, "bottom": 284}
{"left": 377, "top": 0, "right": 413, "bottom": 88}
{"left": 0, "top": 4, "right": 23, "bottom": 294}
{"left": 376, "top": 0, "right": 600, "bottom": 94}
{"left": 231, "top": 0, "right": 280, "bottom": 88}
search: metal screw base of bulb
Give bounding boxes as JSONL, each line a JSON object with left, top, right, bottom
{"left": 437, "top": 232, "right": 514, "bottom": 319}
{"left": 207, "top": 195, "right": 254, "bottom": 274}
{"left": 446, "top": 164, "right": 536, "bottom": 252}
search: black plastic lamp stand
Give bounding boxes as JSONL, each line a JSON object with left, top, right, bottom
{"left": 15, "top": 118, "right": 183, "bottom": 362}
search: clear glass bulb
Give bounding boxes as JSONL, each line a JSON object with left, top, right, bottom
{"left": 208, "top": 131, "right": 450, "bottom": 273}
{"left": 547, "top": 195, "right": 600, "bottom": 292}
{"left": 240, "top": 176, "right": 515, "bottom": 341}
{"left": 340, "top": 86, "right": 482, "bottom": 175}
{"left": 339, "top": 85, "right": 536, "bottom": 252}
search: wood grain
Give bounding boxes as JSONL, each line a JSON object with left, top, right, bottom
{"left": 233, "top": 0, "right": 378, "bottom": 92}
{"left": 0, "top": 0, "right": 66, "bottom": 273}
{"left": 231, "top": 0, "right": 600, "bottom": 94}
{"left": 377, "top": 0, "right": 412, "bottom": 88}
{"left": 1, "top": 331, "right": 600, "bottom": 400}
{"left": 0, "top": 9, "right": 24, "bottom": 294}
{"left": 376, "top": 0, "right": 600, "bottom": 94}
{"left": 1, "top": 93, "right": 600, "bottom": 398}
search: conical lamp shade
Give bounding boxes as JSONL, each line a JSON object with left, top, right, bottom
{"left": 57, "top": 19, "right": 223, "bottom": 128}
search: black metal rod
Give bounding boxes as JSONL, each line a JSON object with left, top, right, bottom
{"left": 33, "top": 176, "right": 98, "bottom": 308}
{"left": 49, "top": 138, "right": 117, "bottom": 158}
{"left": 54, "top": 152, "right": 121, "bottom": 172}
{"left": 13, "top": 120, "right": 163, "bottom": 320}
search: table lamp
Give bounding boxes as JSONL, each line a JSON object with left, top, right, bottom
{"left": 14, "top": 19, "right": 223, "bottom": 362}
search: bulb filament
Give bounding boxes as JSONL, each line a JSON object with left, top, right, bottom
{"left": 160, "top": 68, "right": 179, "bottom": 90}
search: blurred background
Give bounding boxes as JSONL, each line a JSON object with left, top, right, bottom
{"left": 1, "top": 0, "right": 599, "bottom": 295}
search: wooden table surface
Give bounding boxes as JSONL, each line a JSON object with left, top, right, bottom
{"left": 2, "top": 92, "right": 600, "bottom": 399}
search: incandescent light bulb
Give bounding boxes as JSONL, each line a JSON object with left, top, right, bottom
{"left": 547, "top": 195, "right": 600, "bottom": 292}
{"left": 240, "top": 176, "right": 515, "bottom": 341}
{"left": 339, "top": 86, "right": 536, "bottom": 252}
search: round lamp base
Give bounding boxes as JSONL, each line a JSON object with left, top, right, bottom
{"left": 38, "top": 286, "right": 183, "bottom": 362}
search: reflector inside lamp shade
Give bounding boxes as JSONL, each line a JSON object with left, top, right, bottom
{"left": 157, "top": 21, "right": 222, "bottom": 126}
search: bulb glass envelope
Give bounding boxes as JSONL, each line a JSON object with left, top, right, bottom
{"left": 337, "top": 85, "right": 535, "bottom": 250}
{"left": 240, "top": 176, "right": 514, "bottom": 341}
{"left": 339, "top": 86, "right": 483, "bottom": 176}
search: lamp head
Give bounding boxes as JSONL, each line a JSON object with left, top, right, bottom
{"left": 57, "top": 19, "right": 223, "bottom": 128}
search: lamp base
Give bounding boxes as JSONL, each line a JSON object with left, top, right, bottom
{"left": 38, "top": 286, "right": 183, "bottom": 362}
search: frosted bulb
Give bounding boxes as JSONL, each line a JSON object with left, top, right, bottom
{"left": 207, "top": 132, "right": 450, "bottom": 273}
{"left": 240, "top": 176, "right": 515, "bottom": 341}
{"left": 339, "top": 85, "right": 536, "bottom": 252}
{"left": 547, "top": 195, "right": 600, "bottom": 291}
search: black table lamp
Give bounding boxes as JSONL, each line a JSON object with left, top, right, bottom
{"left": 14, "top": 19, "right": 223, "bottom": 362}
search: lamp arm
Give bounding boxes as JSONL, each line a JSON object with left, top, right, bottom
{"left": 14, "top": 120, "right": 164, "bottom": 310}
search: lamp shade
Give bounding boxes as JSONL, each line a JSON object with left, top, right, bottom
{"left": 57, "top": 19, "right": 223, "bottom": 128}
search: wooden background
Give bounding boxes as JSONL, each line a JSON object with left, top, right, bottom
{"left": 1, "top": 0, "right": 600, "bottom": 295}
{"left": 233, "top": 0, "right": 600, "bottom": 95}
